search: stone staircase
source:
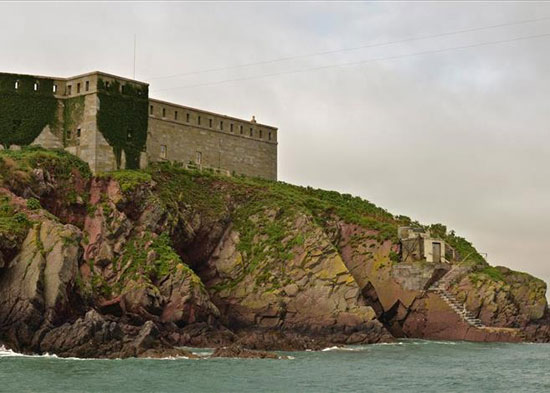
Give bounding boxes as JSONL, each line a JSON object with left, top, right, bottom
{"left": 429, "top": 283, "right": 484, "bottom": 328}
{"left": 429, "top": 269, "right": 485, "bottom": 329}
{"left": 427, "top": 271, "right": 529, "bottom": 341}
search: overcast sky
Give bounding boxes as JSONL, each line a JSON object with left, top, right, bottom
{"left": 2, "top": 1, "right": 550, "bottom": 290}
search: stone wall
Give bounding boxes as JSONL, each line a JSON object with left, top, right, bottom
{"left": 147, "top": 99, "right": 278, "bottom": 180}
{"left": 31, "top": 126, "right": 63, "bottom": 149}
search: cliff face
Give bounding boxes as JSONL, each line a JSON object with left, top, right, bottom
{"left": 0, "top": 148, "right": 548, "bottom": 357}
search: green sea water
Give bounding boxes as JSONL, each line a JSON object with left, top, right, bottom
{"left": 0, "top": 340, "right": 548, "bottom": 392}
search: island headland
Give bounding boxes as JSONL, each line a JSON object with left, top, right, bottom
{"left": 0, "top": 148, "right": 548, "bottom": 358}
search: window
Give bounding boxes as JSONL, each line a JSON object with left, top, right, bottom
{"left": 160, "top": 145, "right": 167, "bottom": 159}
{"left": 196, "top": 151, "right": 202, "bottom": 165}
{"left": 220, "top": 121, "right": 224, "bottom": 131}
{"left": 67, "top": 85, "right": 72, "bottom": 95}
{"left": 268, "top": 131, "right": 272, "bottom": 141}
{"left": 198, "top": 116, "right": 201, "bottom": 125}
{"left": 53, "top": 84, "right": 57, "bottom": 93}
{"left": 105, "top": 81, "right": 110, "bottom": 89}
{"left": 175, "top": 111, "right": 178, "bottom": 121}
{"left": 209, "top": 119, "right": 213, "bottom": 128}
{"left": 240, "top": 125, "right": 243, "bottom": 135}
{"left": 150, "top": 105, "right": 154, "bottom": 115}
{"left": 186, "top": 113, "right": 190, "bottom": 123}
{"left": 77, "top": 83, "right": 81, "bottom": 94}
{"left": 259, "top": 130, "right": 263, "bottom": 139}
{"left": 14, "top": 80, "right": 19, "bottom": 90}
{"left": 33, "top": 82, "right": 39, "bottom": 91}
{"left": 230, "top": 123, "right": 234, "bottom": 133}
{"left": 121, "top": 85, "right": 125, "bottom": 94}
{"left": 77, "top": 129, "right": 81, "bottom": 138}
{"left": 162, "top": 108, "right": 166, "bottom": 118}
{"left": 85, "top": 81, "right": 89, "bottom": 91}
{"left": 249, "top": 128, "right": 253, "bottom": 137}
{"left": 67, "top": 130, "right": 72, "bottom": 139}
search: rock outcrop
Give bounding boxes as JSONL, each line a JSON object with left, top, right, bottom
{"left": 0, "top": 148, "right": 548, "bottom": 358}
{"left": 211, "top": 344, "right": 284, "bottom": 359}
{"left": 0, "top": 210, "right": 82, "bottom": 350}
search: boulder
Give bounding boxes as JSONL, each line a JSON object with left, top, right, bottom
{"left": 211, "top": 344, "right": 282, "bottom": 359}
{"left": 160, "top": 265, "right": 220, "bottom": 326}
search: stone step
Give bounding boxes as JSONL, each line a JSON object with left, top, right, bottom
{"left": 429, "top": 277, "right": 486, "bottom": 329}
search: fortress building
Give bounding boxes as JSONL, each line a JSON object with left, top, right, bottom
{"left": 0, "top": 71, "right": 278, "bottom": 180}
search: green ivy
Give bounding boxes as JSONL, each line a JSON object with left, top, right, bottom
{"left": 0, "top": 73, "right": 58, "bottom": 148}
{"left": 96, "top": 79, "right": 149, "bottom": 169}
{"left": 63, "top": 96, "right": 85, "bottom": 145}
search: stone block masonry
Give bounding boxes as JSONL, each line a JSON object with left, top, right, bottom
{"left": 0, "top": 71, "right": 278, "bottom": 180}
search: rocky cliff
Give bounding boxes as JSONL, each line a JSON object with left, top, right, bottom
{"left": 0, "top": 147, "right": 548, "bottom": 357}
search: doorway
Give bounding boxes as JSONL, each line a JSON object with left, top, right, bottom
{"left": 432, "top": 242, "right": 441, "bottom": 263}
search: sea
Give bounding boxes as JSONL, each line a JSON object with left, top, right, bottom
{"left": 0, "top": 340, "right": 548, "bottom": 392}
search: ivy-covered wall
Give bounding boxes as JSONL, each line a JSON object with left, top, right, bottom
{"left": 0, "top": 74, "right": 58, "bottom": 148}
{"left": 96, "top": 79, "right": 149, "bottom": 169}
{"left": 63, "top": 96, "right": 85, "bottom": 146}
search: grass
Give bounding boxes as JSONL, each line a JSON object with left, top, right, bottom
{"left": 481, "top": 266, "right": 506, "bottom": 282}
{"left": 147, "top": 162, "right": 227, "bottom": 220}
{"left": 0, "top": 195, "right": 32, "bottom": 243}
{"left": 0, "top": 146, "right": 91, "bottom": 181}
{"left": 26, "top": 197, "right": 41, "bottom": 210}
{"left": 0, "top": 147, "right": 92, "bottom": 210}
{"left": 99, "top": 170, "right": 152, "bottom": 193}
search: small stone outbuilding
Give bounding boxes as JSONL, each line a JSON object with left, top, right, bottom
{"left": 398, "top": 226, "right": 455, "bottom": 263}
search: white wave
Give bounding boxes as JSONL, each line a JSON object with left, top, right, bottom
{"left": 192, "top": 351, "right": 213, "bottom": 357}
{"left": 0, "top": 345, "right": 198, "bottom": 361}
{"left": 405, "top": 340, "right": 458, "bottom": 346}
{"left": 139, "top": 356, "right": 190, "bottom": 360}
{"left": 0, "top": 345, "right": 25, "bottom": 357}
{"left": 0, "top": 345, "right": 60, "bottom": 358}
{"left": 321, "top": 346, "right": 340, "bottom": 351}
{"left": 321, "top": 346, "right": 362, "bottom": 352}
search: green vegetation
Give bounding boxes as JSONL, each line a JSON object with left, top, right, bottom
{"left": 235, "top": 204, "right": 296, "bottom": 289}
{"left": 0, "top": 147, "right": 91, "bottom": 212}
{"left": 389, "top": 250, "right": 400, "bottom": 263}
{"left": 99, "top": 170, "right": 152, "bottom": 193}
{"left": 91, "top": 232, "right": 197, "bottom": 297}
{"left": 0, "top": 194, "right": 31, "bottom": 242}
{"left": 480, "top": 266, "right": 506, "bottom": 282}
{"left": 0, "top": 73, "right": 58, "bottom": 148}
{"left": 96, "top": 79, "right": 149, "bottom": 169}
{"left": 62, "top": 96, "right": 85, "bottom": 145}
{"left": 117, "top": 233, "right": 173, "bottom": 280}
{"left": 148, "top": 163, "right": 227, "bottom": 220}
{"left": 224, "top": 175, "right": 398, "bottom": 242}
{"left": 145, "top": 163, "right": 401, "bottom": 292}
{"left": 26, "top": 197, "right": 41, "bottom": 210}
{"left": 0, "top": 146, "right": 91, "bottom": 182}
{"left": 429, "top": 223, "right": 486, "bottom": 266}
{"left": 469, "top": 266, "right": 507, "bottom": 284}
